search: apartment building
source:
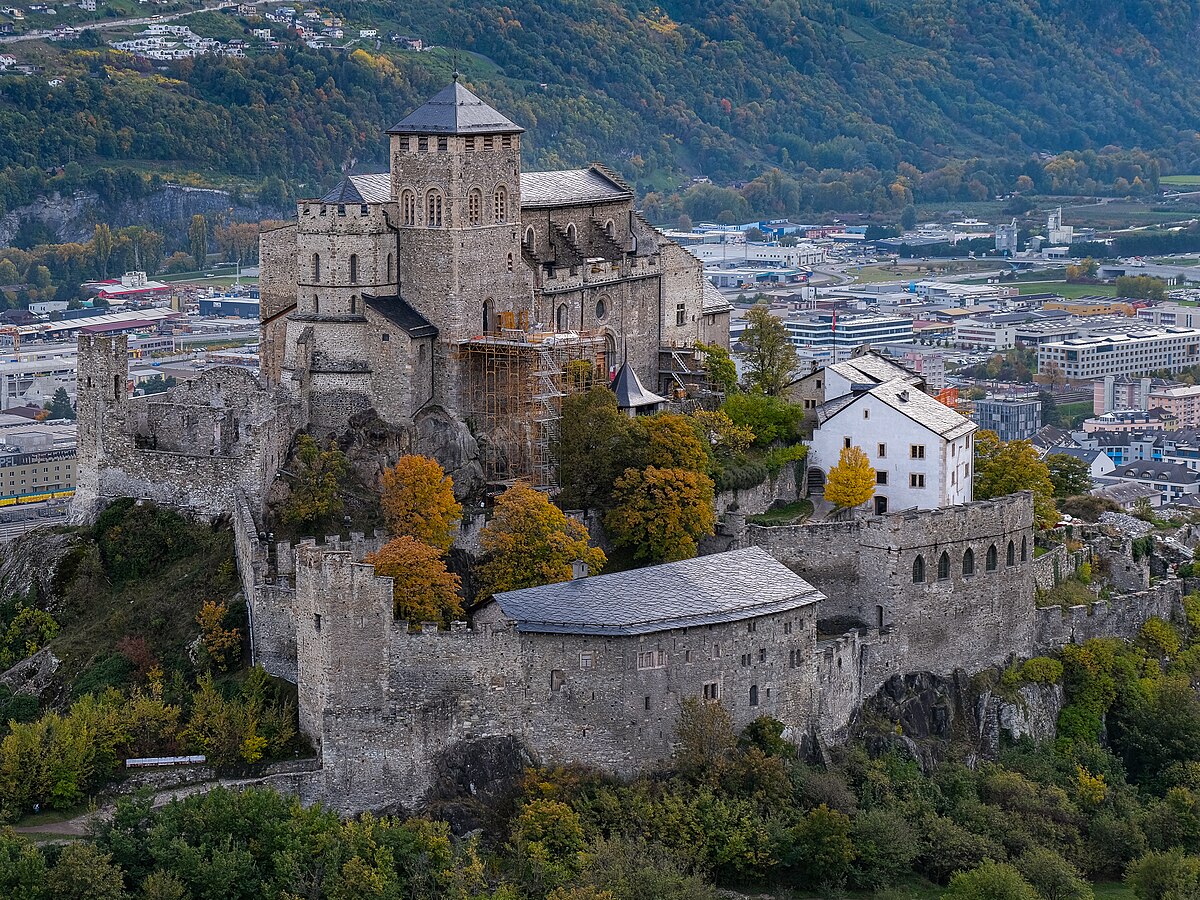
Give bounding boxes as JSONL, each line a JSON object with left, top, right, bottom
{"left": 1038, "top": 327, "right": 1200, "bottom": 380}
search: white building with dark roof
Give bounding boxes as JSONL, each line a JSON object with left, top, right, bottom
{"left": 809, "top": 377, "right": 977, "bottom": 513}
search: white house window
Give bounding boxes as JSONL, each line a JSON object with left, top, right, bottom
{"left": 911, "top": 444, "right": 926, "bottom": 459}
{"left": 910, "top": 473, "right": 926, "bottom": 488}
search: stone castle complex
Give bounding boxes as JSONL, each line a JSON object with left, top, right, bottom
{"left": 69, "top": 84, "right": 1187, "bottom": 814}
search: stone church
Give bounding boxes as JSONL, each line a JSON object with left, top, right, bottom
{"left": 257, "top": 80, "right": 731, "bottom": 484}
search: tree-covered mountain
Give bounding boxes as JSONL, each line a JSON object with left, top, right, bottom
{"left": 1, "top": 0, "right": 1199, "bottom": 224}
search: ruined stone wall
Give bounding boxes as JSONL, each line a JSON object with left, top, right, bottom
{"left": 71, "top": 334, "right": 299, "bottom": 524}
{"left": 1035, "top": 580, "right": 1182, "bottom": 649}
{"left": 259, "top": 223, "right": 299, "bottom": 387}
{"left": 749, "top": 494, "right": 1038, "bottom": 675}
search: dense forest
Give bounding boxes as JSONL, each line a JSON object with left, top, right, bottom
{"left": 2, "top": 1, "right": 1200, "bottom": 231}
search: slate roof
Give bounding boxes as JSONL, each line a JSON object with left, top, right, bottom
{"left": 520, "top": 167, "right": 632, "bottom": 208}
{"left": 819, "top": 377, "right": 975, "bottom": 440}
{"left": 703, "top": 282, "right": 733, "bottom": 313}
{"left": 319, "top": 174, "right": 390, "bottom": 205}
{"left": 363, "top": 294, "right": 437, "bottom": 339}
{"left": 611, "top": 361, "right": 666, "bottom": 409}
{"left": 1114, "top": 461, "right": 1200, "bottom": 484}
{"left": 828, "top": 353, "right": 918, "bottom": 387}
{"left": 1050, "top": 446, "right": 1104, "bottom": 464}
{"left": 1091, "top": 481, "right": 1160, "bottom": 504}
{"left": 490, "top": 546, "right": 823, "bottom": 636}
{"left": 386, "top": 81, "right": 523, "bottom": 135}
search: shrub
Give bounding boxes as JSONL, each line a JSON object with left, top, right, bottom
{"left": 1020, "top": 657, "right": 1064, "bottom": 684}
{"left": 763, "top": 442, "right": 808, "bottom": 476}
{"left": 715, "top": 461, "right": 769, "bottom": 491}
{"left": 1141, "top": 618, "right": 1182, "bottom": 658}
{"left": 942, "top": 860, "right": 1040, "bottom": 900}
{"left": 721, "top": 392, "right": 802, "bottom": 447}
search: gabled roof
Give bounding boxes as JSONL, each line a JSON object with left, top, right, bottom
{"left": 819, "top": 378, "right": 975, "bottom": 440}
{"left": 318, "top": 173, "right": 390, "bottom": 205}
{"left": 491, "top": 546, "right": 823, "bottom": 636}
{"left": 703, "top": 282, "right": 733, "bottom": 314}
{"left": 520, "top": 166, "right": 633, "bottom": 208}
{"left": 386, "top": 81, "right": 523, "bottom": 135}
{"left": 827, "top": 352, "right": 919, "bottom": 387}
{"left": 363, "top": 294, "right": 437, "bottom": 339}
{"left": 1049, "top": 446, "right": 1104, "bottom": 464}
{"left": 611, "top": 361, "right": 665, "bottom": 409}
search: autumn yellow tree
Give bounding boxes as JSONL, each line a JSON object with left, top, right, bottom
{"left": 196, "top": 600, "right": 241, "bottom": 672}
{"left": 475, "top": 481, "right": 606, "bottom": 599}
{"left": 823, "top": 446, "right": 876, "bottom": 512}
{"left": 605, "top": 466, "right": 716, "bottom": 562}
{"left": 365, "top": 536, "right": 463, "bottom": 624}
{"left": 379, "top": 454, "right": 462, "bottom": 552}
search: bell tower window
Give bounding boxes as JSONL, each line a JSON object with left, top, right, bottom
{"left": 311, "top": 253, "right": 320, "bottom": 281}
{"left": 494, "top": 185, "right": 508, "bottom": 224}
{"left": 401, "top": 191, "right": 416, "bottom": 227}
{"left": 426, "top": 190, "right": 443, "bottom": 227}
{"left": 349, "top": 254, "right": 358, "bottom": 284}
{"left": 468, "top": 189, "right": 482, "bottom": 226}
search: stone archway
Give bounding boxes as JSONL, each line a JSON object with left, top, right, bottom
{"left": 806, "top": 467, "right": 825, "bottom": 493}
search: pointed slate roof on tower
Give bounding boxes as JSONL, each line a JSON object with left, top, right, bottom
{"left": 611, "top": 361, "right": 666, "bottom": 411}
{"left": 386, "top": 81, "right": 524, "bottom": 135}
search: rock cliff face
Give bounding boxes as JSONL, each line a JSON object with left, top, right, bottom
{"left": 0, "top": 185, "right": 291, "bottom": 247}
{"left": 0, "top": 526, "right": 82, "bottom": 609}
{"left": 857, "top": 671, "right": 1065, "bottom": 770}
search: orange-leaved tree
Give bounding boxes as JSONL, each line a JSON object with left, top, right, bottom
{"left": 604, "top": 465, "right": 716, "bottom": 563}
{"left": 823, "top": 446, "right": 875, "bottom": 511}
{"left": 196, "top": 600, "right": 242, "bottom": 672}
{"left": 365, "top": 535, "right": 463, "bottom": 624}
{"left": 475, "top": 481, "right": 606, "bottom": 599}
{"left": 379, "top": 454, "right": 462, "bottom": 552}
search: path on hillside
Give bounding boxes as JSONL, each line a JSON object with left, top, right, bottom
{"left": 0, "top": 1, "right": 235, "bottom": 45}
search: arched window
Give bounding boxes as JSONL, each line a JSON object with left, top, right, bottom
{"left": 313, "top": 294, "right": 319, "bottom": 314}
{"left": 350, "top": 294, "right": 357, "bottom": 314}
{"left": 468, "top": 189, "right": 482, "bottom": 226}
{"left": 1007, "top": 540, "right": 1015, "bottom": 567}
{"left": 604, "top": 333, "right": 616, "bottom": 378}
{"left": 566, "top": 222, "right": 577, "bottom": 244}
{"left": 963, "top": 548, "right": 975, "bottom": 576}
{"left": 937, "top": 551, "right": 950, "bottom": 581}
{"left": 912, "top": 555, "right": 925, "bottom": 584}
{"left": 524, "top": 226, "right": 535, "bottom": 248}
{"left": 493, "top": 185, "right": 508, "bottom": 223}
{"left": 986, "top": 544, "right": 998, "bottom": 572}
{"left": 556, "top": 304, "right": 568, "bottom": 332}
{"left": 1021, "top": 536, "right": 1028, "bottom": 562}
{"left": 604, "top": 219, "right": 615, "bottom": 239}
{"left": 426, "top": 190, "right": 443, "bottom": 227}
{"left": 401, "top": 190, "right": 416, "bottom": 227}
{"left": 311, "top": 253, "right": 320, "bottom": 281}
{"left": 749, "top": 685, "right": 759, "bottom": 707}
{"left": 348, "top": 254, "right": 358, "bottom": 284}
{"left": 387, "top": 253, "right": 394, "bottom": 283}
{"left": 483, "top": 298, "right": 495, "bottom": 334}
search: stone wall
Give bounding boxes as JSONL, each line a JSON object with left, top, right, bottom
{"left": 714, "top": 462, "right": 802, "bottom": 516}
{"left": 749, "top": 494, "right": 1038, "bottom": 675}
{"left": 1035, "top": 580, "right": 1182, "bottom": 649}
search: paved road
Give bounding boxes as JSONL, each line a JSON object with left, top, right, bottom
{"left": 0, "top": 1, "right": 234, "bottom": 44}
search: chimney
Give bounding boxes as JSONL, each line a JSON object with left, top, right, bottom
{"left": 898, "top": 389, "right": 910, "bottom": 402}
{"left": 571, "top": 559, "right": 589, "bottom": 580}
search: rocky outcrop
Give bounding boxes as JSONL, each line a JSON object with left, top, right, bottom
{"left": 0, "top": 185, "right": 290, "bottom": 247}
{"left": 0, "top": 647, "right": 60, "bottom": 699}
{"left": 0, "top": 526, "right": 84, "bottom": 609}
{"left": 422, "top": 735, "right": 535, "bottom": 833}
{"left": 413, "top": 407, "right": 484, "bottom": 500}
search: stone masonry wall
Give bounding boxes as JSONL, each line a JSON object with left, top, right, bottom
{"left": 1035, "top": 581, "right": 1182, "bottom": 650}
{"left": 714, "top": 463, "right": 802, "bottom": 517}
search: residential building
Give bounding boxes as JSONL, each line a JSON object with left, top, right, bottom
{"left": 973, "top": 396, "right": 1042, "bottom": 441}
{"left": 953, "top": 319, "right": 1017, "bottom": 351}
{"left": 1091, "top": 481, "right": 1162, "bottom": 510}
{"left": 0, "top": 422, "right": 76, "bottom": 502}
{"left": 1148, "top": 384, "right": 1200, "bottom": 428}
{"left": 1074, "top": 430, "right": 1163, "bottom": 466}
{"left": 1139, "top": 303, "right": 1200, "bottom": 329}
{"left": 1038, "top": 327, "right": 1200, "bottom": 380}
{"left": 995, "top": 219, "right": 1019, "bottom": 255}
{"left": 1046, "top": 446, "right": 1116, "bottom": 482}
{"left": 1081, "top": 409, "right": 1177, "bottom": 433}
{"left": 1101, "top": 460, "right": 1200, "bottom": 505}
{"left": 808, "top": 378, "right": 976, "bottom": 513}
{"left": 782, "top": 313, "right": 913, "bottom": 363}
{"left": 786, "top": 350, "right": 922, "bottom": 413}
{"left": 1094, "top": 375, "right": 1180, "bottom": 415}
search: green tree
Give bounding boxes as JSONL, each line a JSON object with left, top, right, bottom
{"left": 188, "top": 214, "right": 208, "bottom": 270}
{"left": 739, "top": 304, "right": 797, "bottom": 396}
{"left": 1046, "top": 453, "right": 1093, "bottom": 497}
{"left": 476, "top": 481, "right": 606, "bottom": 599}
{"left": 1126, "top": 849, "right": 1200, "bottom": 900}
{"left": 0, "top": 260, "right": 18, "bottom": 286}
{"left": 697, "top": 342, "right": 738, "bottom": 395}
{"left": 556, "top": 387, "right": 633, "bottom": 510}
{"left": 44, "top": 387, "right": 75, "bottom": 420}
{"left": 900, "top": 203, "right": 918, "bottom": 230}
{"left": 942, "top": 861, "right": 1040, "bottom": 900}
{"left": 674, "top": 696, "right": 736, "bottom": 775}
{"left": 280, "top": 434, "right": 350, "bottom": 533}
{"left": 824, "top": 446, "right": 876, "bottom": 511}
{"left": 512, "top": 800, "right": 587, "bottom": 892}
{"left": 1014, "top": 847, "right": 1094, "bottom": 900}
{"left": 787, "top": 805, "right": 856, "bottom": 889}
{"left": 721, "top": 392, "right": 802, "bottom": 447}
{"left": 973, "top": 430, "right": 1057, "bottom": 528}
{"left": 92, "top": 224, "right": 114, "bottom": 279}
{"left": 46, "top": 839, "right": 127, "bottom": 900}
{"left": 0, "top": 828, "right": 46, "bottom": 900}
{"left": 605, "top": 465, "right": 716, "bottom": 562}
